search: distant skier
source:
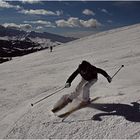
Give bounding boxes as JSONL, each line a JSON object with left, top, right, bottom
{"left": 50, "top": 46, "right": 53, "bottom": 52}
{"left": 52, "top": 60, "right": 112, "bottom": 112}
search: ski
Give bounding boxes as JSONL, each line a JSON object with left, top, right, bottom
{"left": 51, "top": 94, "right": 71, "bottom": 113}
{"left": 58, "top": 97, "right": 100, "bottom": 121}
{"left": 51, "top": 101, "right": 69, "bottom": 113}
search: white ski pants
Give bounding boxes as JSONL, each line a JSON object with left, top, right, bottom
{"left": 68, "top": 78, "right": 97, "bottom": 102}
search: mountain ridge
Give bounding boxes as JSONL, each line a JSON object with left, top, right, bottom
{"left": 0, "top": 25, "right": 77, "bottom": 43}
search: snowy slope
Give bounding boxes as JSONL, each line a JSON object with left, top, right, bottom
{"left": 0, "top": 24, "right": 140, "bottom": 139}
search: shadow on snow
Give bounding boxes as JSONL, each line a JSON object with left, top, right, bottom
{"left": 90, "top": 102, "right": 140, "bottom": 122}
{"left": 44, "top": 101, "right": 140, "bottom": 124}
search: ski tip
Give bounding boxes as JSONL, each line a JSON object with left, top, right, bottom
{"left": 51, "top": 110, "right": 55, "bottom": 113}
{"left": 51, "top": 108, "right": 59, "bottom": 113}
{"left": 58, "top": 114, "right": 67, "bottom": 118}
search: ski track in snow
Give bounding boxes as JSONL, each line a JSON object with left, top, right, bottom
{"left": 0, "top": 24, "right": 140, "bottom": 138}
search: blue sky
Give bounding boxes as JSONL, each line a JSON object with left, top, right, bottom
{"left": 0, "top": 1, "right": 140, "bottom": 37}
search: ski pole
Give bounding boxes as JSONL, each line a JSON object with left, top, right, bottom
{"left": 31, "top": 86, "right": 65, "bottom": 106}
{"left": 111, "top": 65, "right": 124, "bottom": 79}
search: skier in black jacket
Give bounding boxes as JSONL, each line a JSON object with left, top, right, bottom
{"left": 52, "top": 60, "right": 112, "bottom": 112}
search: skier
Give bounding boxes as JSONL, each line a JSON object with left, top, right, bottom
{"left": 52, "top": 60, "right": 112, "bottom": 112}
{"left": 50, "top": 46, "right": 53, "bottom": 52}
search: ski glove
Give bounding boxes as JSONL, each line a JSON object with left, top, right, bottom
{"left": 107, "top": 75, "right": 112, "bottom": 83}
{"left": 65, "top": 82, "right": 71, "bottom": 88}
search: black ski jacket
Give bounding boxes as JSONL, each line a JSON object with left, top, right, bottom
{"left": 66, "top": 60, "right": 109, "bottom": 84}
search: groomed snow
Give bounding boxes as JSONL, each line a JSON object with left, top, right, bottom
{"left": 0, "top": 24, "right": 140, "bottom": 139}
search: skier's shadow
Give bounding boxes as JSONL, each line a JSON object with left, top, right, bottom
{"left": 89, "top": 102, "right": 140, "bottom": 122}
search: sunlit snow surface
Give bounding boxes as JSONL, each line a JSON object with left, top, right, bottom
{"left": 0, "top": 24, "right": 140, "bottom": 139}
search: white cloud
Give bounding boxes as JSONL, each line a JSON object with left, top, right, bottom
{"left": 56, "top": 17, "right": 81, "bottom": 28}
{"left": 21, "top": 0, "right": 41, "bottom": 4}
{"left": 20, "top": 24, "right": 32, "bottom": 30}
{"left": 2, "top": 23, "right": 32, "bottom": 30}
{"left": 36, "top": 26, "right": 43, "bottom": 30}
{"left": 24, "top": 20, "right": 56, "bottom": 28}
{"left": 67, "top": 17, "right": 81, "bottom": 27}
{"left": 45, "top": 24, "right": 56, "bottom": 28}
{"left": 20, "top": 9, "right": 54, "bottom": 15}
{"left": 56, "top": 10, "right": 63, "bottom": 16}
{"left": 56, "top": 17, "right": 101, "bottom": 28}
{"left": 56, "top": 19, "right": 70, "bottom": 28}
{"left": 24, "top": 20, "right": 49, "bottom": 25}
{"left": 0, "top": 0, "right": 21, "bottom": 9}
{"left": 80, "top": 19, "right": 101, "bottom": 28}
{"left": 82, "top": 9, "right": 95, "bottom": 16}
{"left": 35, "top": 20, "right": 50, "bottom": 25}
{"left": 55, "top": 19, "right": 68, "bottom": 28}
{"left": 20, "top": 9, "right": 63, "bottom": 16}
{"left": 101, "top": 9, "right": 109, "bottom": 14}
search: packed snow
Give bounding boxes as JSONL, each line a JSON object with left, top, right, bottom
{"left": 0, "top": 24, "right": 140, "bottom": 139}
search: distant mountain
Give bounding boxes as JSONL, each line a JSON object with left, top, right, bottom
{"left": 0, "top": 25, "right": 77, "bottom": 63}
{"left": 0, "top": 25, "right": 25, "bottom": 39}
{"left": 0, "top": 38, "right": 41, "bottom": 57}
{"left": 0, "top": 25, "right": 77, "bottom": 43}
